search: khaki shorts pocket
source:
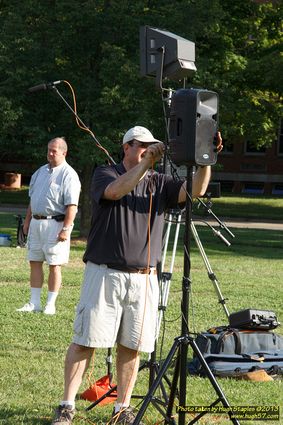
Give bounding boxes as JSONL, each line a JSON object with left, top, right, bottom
{"left": 73, "top": 305, "right": 85, "bottom": 336}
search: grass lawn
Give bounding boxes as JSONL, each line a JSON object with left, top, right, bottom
{"left": 195, "top": 194, "right": 283, "bottom": 221}
{"left": 0, "top": 209, "right": 283, "bottom": 424}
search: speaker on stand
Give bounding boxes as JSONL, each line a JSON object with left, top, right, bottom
{"left": 169, "top": 88, "right": 218, "bottom": 167}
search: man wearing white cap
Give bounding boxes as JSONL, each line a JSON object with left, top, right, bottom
{"left": 52, "top": 126, "right": 222, "bottom": 424}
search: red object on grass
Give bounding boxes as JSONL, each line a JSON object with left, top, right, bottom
{"left": 80, "top": 375, "right": 117, "bottom": 406}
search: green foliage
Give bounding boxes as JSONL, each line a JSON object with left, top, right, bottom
{"left": 0, "top": 0, "right": 281, "bottom": 163}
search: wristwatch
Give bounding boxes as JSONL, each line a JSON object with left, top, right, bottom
{"left": 62, "top": 226, "right": 70, "bottom": 231}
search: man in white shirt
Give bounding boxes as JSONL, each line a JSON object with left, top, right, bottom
{"left": 17, "top": 137, "right": 81, "bottom": 315}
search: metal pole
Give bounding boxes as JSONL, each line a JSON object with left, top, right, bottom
{"left": 178, "top": 166, "right": 194, "bottom": 425}
{"left": 190, "top": 221, "right": 230, "bottom": 319}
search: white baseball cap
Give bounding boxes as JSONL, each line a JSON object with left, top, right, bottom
{"left": 122, "top": 126, "right": 161, "bottom": 145}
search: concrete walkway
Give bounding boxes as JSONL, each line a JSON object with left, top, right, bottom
{"left": 194, "top": 217, "right": 283, "bottom": 231}
{"left": 1, "top": 204, "right": 282, "bottom": 231}
{"left": 0, "top": 205, "right": 27, "bottom": 215}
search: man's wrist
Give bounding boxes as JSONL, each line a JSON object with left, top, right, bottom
{"left": 140, "top": 156, "right": 152, "bottom": 169}
{"left": 62, "top": 224, "right": 73, "bottom": 231}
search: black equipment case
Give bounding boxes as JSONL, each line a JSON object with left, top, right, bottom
{"left": 188, "top": 326, "right": 283, "bottom": 377}
{"left": 229, "top": 309, "right": 279, "bottom": 330}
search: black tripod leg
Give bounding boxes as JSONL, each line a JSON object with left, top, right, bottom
{"left": 133, "top": 338, "right": 182, "bottom": 425}
{"left": 165, "top": 351, "right": 180, "bottom": 424}
{"left": 149, "top": 362, "right": 171, "bottom": 405}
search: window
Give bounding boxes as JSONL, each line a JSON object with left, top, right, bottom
{"left": 245, "top": 141, "right": 266, "bottom": 155}
{"left": 272, "top": 184, "right": 283, "bottom": 196}
{"left": 242, "top": 183, "right": 264, "bottom": 194}
{"left": 221, "top": 141, "right": 233, "bottom": 154}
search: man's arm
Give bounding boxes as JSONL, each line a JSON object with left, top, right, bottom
{"left": 103, "top": 143, "right": 165, "bottom": 200}
{"left": 178, "top": 166, "right": 211, "bottom": 203}
{"left": 23, "top": 204, "right": 32, "bottom": 235}
{"left": 103, "top": 160, "right": 151, "bottom": 200}
{"left": 178, "top": 131, "right": 223, "bottom": 203}
{"left": 57, "top": 204, "right": 78, "bottom": 241}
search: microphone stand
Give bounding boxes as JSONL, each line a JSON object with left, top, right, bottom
{"left": 196, "top": 196, "right": 235, "bottom": 239}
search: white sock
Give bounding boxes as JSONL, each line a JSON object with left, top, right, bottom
{"left": 30, "top": 287, "right": 42, "bottom": 307}
{"left": 60, "top": 400, "right": 75, "bottom": 409}
{"left": 46, "top": 291, "right": 59, "bottom": 306}
{"left": 114, "top": 402, "right": 129, "bottom": 413}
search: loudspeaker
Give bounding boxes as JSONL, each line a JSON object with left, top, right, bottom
{"left": 169, "top": 88, "right": 218, "bottom": 166}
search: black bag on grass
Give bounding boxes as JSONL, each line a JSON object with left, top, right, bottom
{"left": 188, "top": 326, "right": 283, "bottom": 377}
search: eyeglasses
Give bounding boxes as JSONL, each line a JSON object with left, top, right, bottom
{"left": 128, "top": 140, "right": 156, "bottom": 149}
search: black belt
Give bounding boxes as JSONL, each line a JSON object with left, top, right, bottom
{"left": 33, "top": 214, "right": 65, "bottom": 221}
{"left": 107, "top": 265, "right": 157, "bottom": 275}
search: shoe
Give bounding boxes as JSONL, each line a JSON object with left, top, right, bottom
{"left": 51, "top": 405, "right": 75, "bottom": 424}
{"left": 16, "top": 302, "right": 42, "bottom": 312}
{"left": 44, "top": 303, "right": 56, "bottom": 315}
{"left": 109, "top": 407, "right": 144, "bottom": 425}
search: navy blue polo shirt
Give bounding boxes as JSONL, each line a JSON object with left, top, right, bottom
{"left": 83, "top": 162, "right": 183, "bottom": 269}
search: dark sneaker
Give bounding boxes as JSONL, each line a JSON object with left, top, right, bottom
{"left": 51, "top": 405, "right": 75, "bottom": 424}
{"left": 109, "top": 406, "right": 144, "bottom": 425}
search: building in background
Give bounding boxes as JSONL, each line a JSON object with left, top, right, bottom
{"left": 213, "top": 120, "right": 283, "bottom": 195}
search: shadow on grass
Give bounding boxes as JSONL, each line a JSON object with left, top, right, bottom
{"left": 0, "top": 407, "right": 107, "bottom": 424}
{"left": 0, "top": 406, "right": 109, "bottom": 425}
{"left": 0, "top": 408, "right": 52, "bottom": 424}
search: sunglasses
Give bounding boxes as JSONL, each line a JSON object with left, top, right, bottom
{"left": 128, "top": 140, "right": 157, "bottom": 149}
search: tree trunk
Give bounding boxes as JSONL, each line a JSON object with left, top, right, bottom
{"left": 79, "top": 163, "right": 93, "bottom": 237}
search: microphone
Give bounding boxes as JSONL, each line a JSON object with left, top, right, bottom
{"left": 28, "top": 80, "right": 62, "bottom": 93}
{"left": 212, "top": 227, "right": 231, "bottom": 247}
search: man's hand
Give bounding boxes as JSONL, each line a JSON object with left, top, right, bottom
{"left": 214, "top": 131, "right": 223, "bottom": 153}
{"left": 23, "top": 222, "right": 30, "bottom": 236}
{"left": 57, "top": 228, "right": 69, "bottom": 242}
{"left": 142, "top": 142, "right": 165, "bottom": 165}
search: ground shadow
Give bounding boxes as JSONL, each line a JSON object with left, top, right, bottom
{"left": 0, "top": 407, "right": 51, "bottom": 424}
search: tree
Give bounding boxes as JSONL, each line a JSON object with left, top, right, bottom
{"left": 0, "top": 0, "right": 281, "bottom": 234}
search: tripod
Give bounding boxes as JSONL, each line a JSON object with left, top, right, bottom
{"left": 161, "top": 209, "right": 230, "bottom": 323}
{"left": 190, "top": 220, "right": 230, "bottom": 319}
{"left": 133, "top": 167, "right": 240, "bottom": 425}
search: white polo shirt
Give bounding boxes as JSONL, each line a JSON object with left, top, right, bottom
{"left": 29, "top": 161, "right": 81, "bottom": 216}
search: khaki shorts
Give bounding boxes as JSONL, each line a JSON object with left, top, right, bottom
{"left": 73, "top": 262, "right": 159, "bottom": 353}
{"left": 27, "top": 218, "right": 70, "bottom": 265}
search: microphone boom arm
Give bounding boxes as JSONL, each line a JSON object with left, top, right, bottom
{"left": 52, "top": 85, "right": 116, "bottom": 165}
{"left": 197, "top": 196, "right": 235, "bottom": 238}
{"left": 28, "top": 79, "right": 116, "bottom": 165}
